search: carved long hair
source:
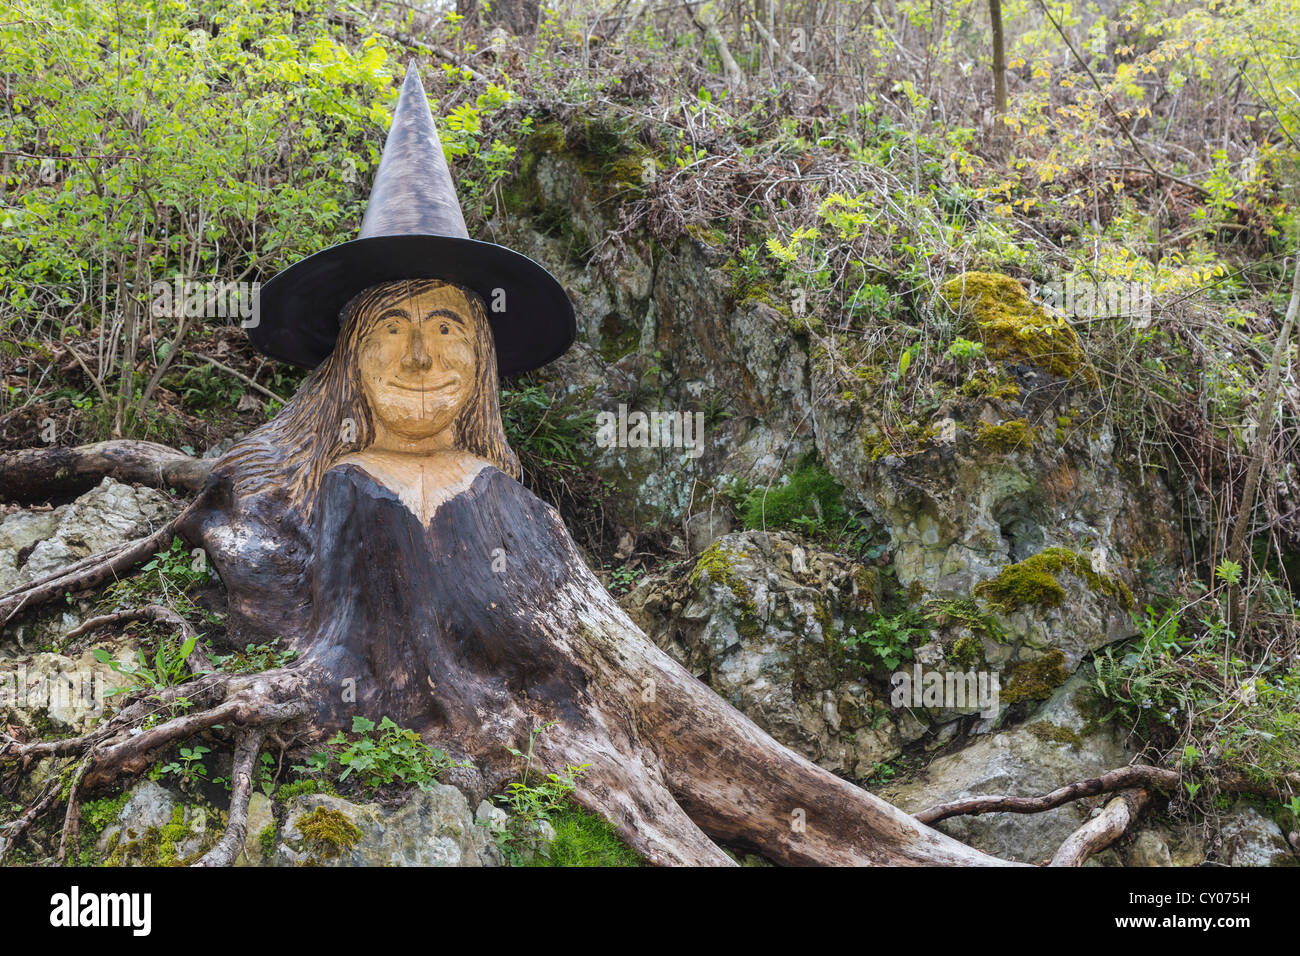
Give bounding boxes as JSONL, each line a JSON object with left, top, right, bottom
{"left": 215, "top": 279, "right": 519, "bottom": 517}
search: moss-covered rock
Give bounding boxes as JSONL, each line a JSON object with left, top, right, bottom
{"left": 1002, "top": 649, "right": 1069, "bottom": 704}
{"left": 939, "top": 272, "right": 1099, "bottom": 385}
{"left": 294, "top": 807, "right": 362, "bottom": 862}
{"left": 626, "top": 530, "right": 901, "bottom": 782}
{"left": 274, "top": 788, "right": 499, "bottom": 867}
{"left": 976, "top": 418, "right": 1035, "bottom": 453}
{"left": 974, "top": 546, "right": 1134, "bottom": 613}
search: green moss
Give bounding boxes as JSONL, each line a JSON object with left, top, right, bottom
{"left": 976, "top": 418, "right": 1035, "bottom": 452}
{"left": 258, "top": 823, "right": 276, "bottom": 860}
{"left": 974, "top": 546, "right": 1134, "bottom": 613}
{"left": 1002, "top": 649, "right": 1069, "bottom": 704}
{"left": 1026, "top": 720, "right": 1082, "bottom": 746}
{"left": 740, "top": 460, "right": 848, "bottom": 532}
{"left": 275, "top": 778, "right": 336, "bottom": 803}
{"left": 598, "top": 312, "right": 640, "bottom": 362}
{"left": 685, "top": 223, "right": 727, "bottom": 246}
{"left": 958, "top": 370, "right": 1021, "bottom": 400}
{"left": 787, "top": 311, "right": 821, "bottom": 334}
{"left": 948, "top": 635, "right": 986, "bottom": 669}
{"left": 295, "top": 807, "right": 362, "bottom": 862}
{"left": 76, "top": 792, "right": 130, "bottom": 865}
{"left": 522, "top": 808, "right": 641, "bottom": 867}
{"left": 862, "top": 419, "right": 939, "bottom": 461}
{"left": 939, "top": 272, "right": 1098, "bottom": 385}
{"left": 529, "top": 119, "right": 567, "bottom": 153}
{"left": 923, "top": 598, "right": 1007, "bottom": 644}
{"left": 852, "top": 565, "right": 882, "bottom": 607}
{"left": 104, "top": 804, "right": 215, "bottom": 867}
{"left": 812, "top": 597, "right": 838, "bottom": 653}
{"left": 156, "top": 805, "right": 190, "bottom": 866}
{"left": 690, "top": 543, "right": 762, "bottom": 638}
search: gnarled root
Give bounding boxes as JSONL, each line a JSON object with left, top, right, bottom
{"left": 0, "top": 439, "right": 212, "bottom": 503}
{"left": 914, "top": 765, "right": 1181, "bottom": 825}
{"left": 194, "top": 729, "right": 267, "bottom": 867}
{"left": 0, "top": 670, "right": 309, "bottom": 865}
{"left": 1049, "top": 789, "right": 1150, "bottom": 867}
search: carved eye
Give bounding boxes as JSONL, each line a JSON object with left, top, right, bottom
{"left": 439, "top": 323, "right": 450, "bottom": 335}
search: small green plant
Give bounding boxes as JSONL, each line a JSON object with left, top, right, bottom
{"left": 864, "top": 761, "right": 898, "bottom": 785}
{"left": 493, "top": 723, "right": 592, "bottom": 865}
{"left": 155, "top": 745, "right": 210, "bottom": 789}
{"left": 1216, "top": 559, "right": 1243, "bottom": 586}
{"left": 843, "top": 609, "right": 926, "bottom": 670}
{"left": 944, "top": 337, "right": 984, "bottom": 362}
{"left": 310, "top": 716, "right": 463, "bottom": 791}
{"left": 500, "top": 385, "right": 595, "bottom": 474}
{"left": 209, "top": 639, "right": 297, "bottom": 675}
{"left": 139, "top": 536, "right": 209, "bottom": 590}
{"left": 255, "top": 752, "right": 278, "bottom": 797}
{"left": 93, "top": 634, "right": 198, "bottom": 697}
{"left": 740, "top": 457, "right": 853, "bottom": 539}
{"left": 101, "top": 536, "right": 211, "bottom": 616}
{"left": 606, "top": 564, "right": 644, "bottom": 595}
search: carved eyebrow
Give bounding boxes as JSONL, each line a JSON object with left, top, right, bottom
{"left": 375, "top": 308, "right": 410, "bottom": 323}
{"left": 422, "top": 309, "right": 466, "bottom": 325}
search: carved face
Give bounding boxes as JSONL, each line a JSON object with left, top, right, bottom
{"left": 357, "top": 283, "right": 478, "bottom": 444}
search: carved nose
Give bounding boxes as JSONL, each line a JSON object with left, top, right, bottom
{"left": 402, "top": 328, "right": 433, "bottom": 372}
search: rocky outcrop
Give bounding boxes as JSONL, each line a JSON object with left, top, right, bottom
{"left": 624, "top": 530, "right": 902, "bottom": 778}
{"left": 0, "top": 643, "right": 135, "bottom": 733}
{"left": 1215, "top": 805, "right": 1298, "bottom": 867}
{"left": 271, "top": 789, "right": 501, "bottom": 867}
{"left": 96, "top": 780, "right": 219, "bottom": 865}
{"left": 0, "top": 476, "right": 176, "bottom": 595}
{"left": 879, "top": 671, "right": 1132, "bottom": 863}
{"left": 625, "top": 528, "right": 1144, "bottom": 787}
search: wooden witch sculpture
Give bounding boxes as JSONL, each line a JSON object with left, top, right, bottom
{"left": 44, "top": 65, "right": 1007, "bottom": 866}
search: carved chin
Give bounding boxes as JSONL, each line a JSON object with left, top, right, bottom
{"left": 371, "top": 396, "right": 461, "bottom": 437}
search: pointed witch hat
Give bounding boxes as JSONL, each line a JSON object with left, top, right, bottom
{"left": 250, "top": 62, "right": 575, "bottom": 376}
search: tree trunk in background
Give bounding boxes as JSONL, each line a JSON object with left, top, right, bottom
{"left": 990, "top": 0, "right": 1007, "bottom": 115}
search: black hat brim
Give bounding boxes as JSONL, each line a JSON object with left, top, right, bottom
{"left": 250, "top": 234, "right": 576, "bottom": 377}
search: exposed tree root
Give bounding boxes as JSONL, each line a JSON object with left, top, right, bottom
{"left": 1049, "top": 789, "right": 1150, "bottom": 867}
{"left": 55, "top": 750, "right": 95, "bottom": 864}
{"left": 194, "top": 728, "right": 266, "bottom": 867}
{"left": 914, "top": 765, "right": 1183, "bottom": 824}
{"left": 0, "top": 440, "right": 212, "bottom": 503}
{"left": 0, "top": 782, "right": 59, "bottom": 863}
{"left": 0, "top": 671, "right": 307, "bottom": 866}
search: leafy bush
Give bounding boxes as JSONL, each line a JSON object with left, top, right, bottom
{"left": 307, "top": 716, "right": 463, "bottom": 791}
{"left": 1095, "top": 605, "right": 1300, "bottom": 790}
{"left": 492, "top": 724, "right": 598, "bottom": 865}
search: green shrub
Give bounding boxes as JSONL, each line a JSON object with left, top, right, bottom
{"left": 740, "top": 459, "right": 849, "bottom": 536}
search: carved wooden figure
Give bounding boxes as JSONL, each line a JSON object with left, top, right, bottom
{"left": 3, "top": 64, "right": 1009, "bottom": 866}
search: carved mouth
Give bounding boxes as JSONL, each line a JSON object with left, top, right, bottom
{"left": 387, "top": 377, "right": 460, "bottom": 393}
